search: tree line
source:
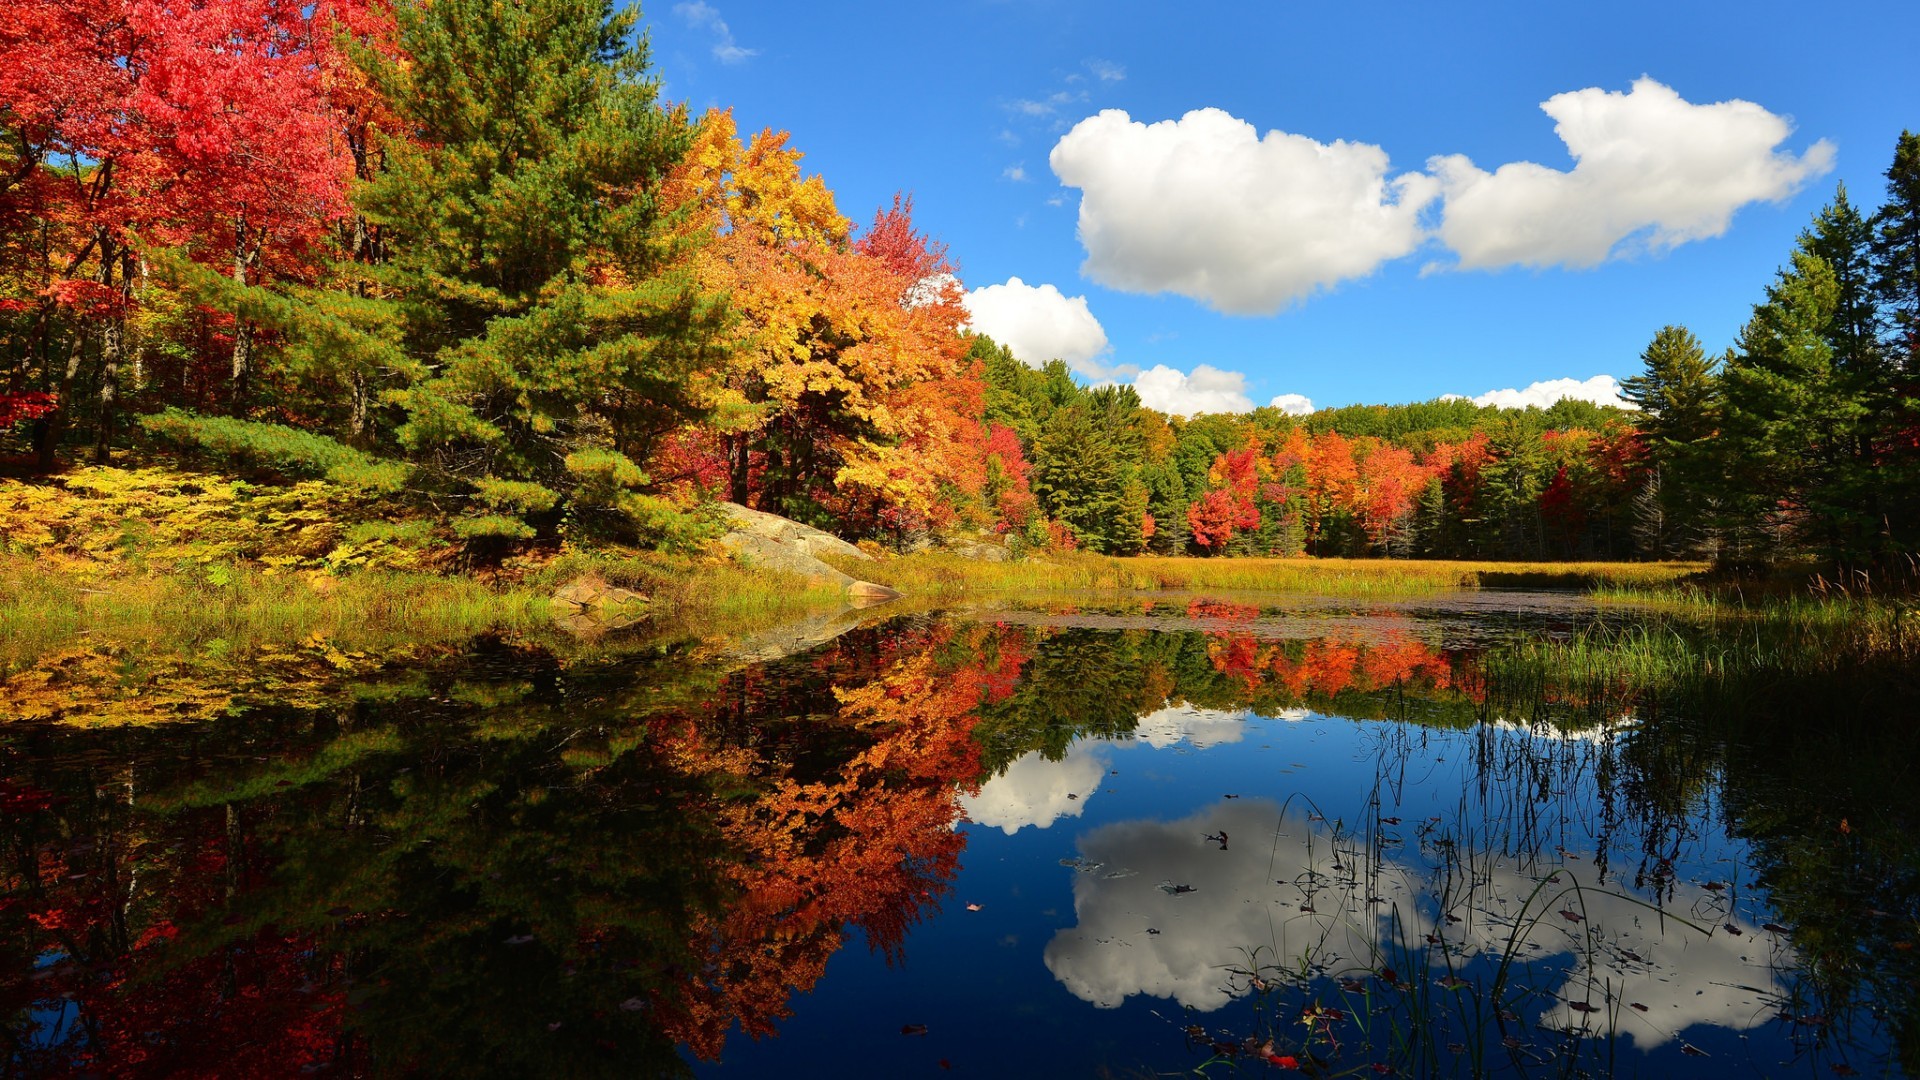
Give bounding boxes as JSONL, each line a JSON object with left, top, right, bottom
{"left": 2, "top": 0, "right": 1915, "bottom": 568}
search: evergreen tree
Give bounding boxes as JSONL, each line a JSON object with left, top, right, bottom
{"left": 1620, "top": 325, "right": 1721, "bottom": 556}
{"left": 1874, "top": 130, "right": 1920, "bottom": 374}
{"left": 1720, "top": 250, "right": 1872, "bottom": 566}
{"left": 1031, "top": 404, "right": 1124, "bottom": 551}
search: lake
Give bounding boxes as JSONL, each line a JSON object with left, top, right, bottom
{"left": 3, "top": 592, "right": 1913, "bottom": 1076}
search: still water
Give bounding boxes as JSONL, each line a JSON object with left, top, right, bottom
{"left": 3, "top": 594, "right": 1913, "bottom": 1076}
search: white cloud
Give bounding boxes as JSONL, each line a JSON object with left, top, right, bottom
{"left": 1087, "top": 59, "right": 1126, "bottom": 83}
{"left": 1045, "top": 801, "right": 1790, "bottom": 1045}
{"left": 961, "top": 743, "right": 1109, "bottom": 834}
{"left": 1455, "top": 374, "right": 1634, "bottom": 410}
{"left": 1432, "top": 78, "right": 1833, "bottom": 270}
{"left": 1268, "top": 393, "right": 1314, "bottom": 416}
{"left": 1002, "top": 163, "right": 1029, "bottom": 182}
{"left": 1130, "top": 704, "right": 1249, "bottom": 748}
{"left": 962, "top": 277, "right": 1110, "bottom": 374}
{"left": 672, "top": 1, "right": 758, "bottom": 63}
{"left": 1128, "top": 364, "right": 1255, "bottom": 417}
{"left": 1050, "top": 108, "right": 1439, "bottom": 315}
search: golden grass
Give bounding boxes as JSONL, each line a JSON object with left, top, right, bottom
{"left": 846, "top": 551, "right": 1706, "bottom": 600}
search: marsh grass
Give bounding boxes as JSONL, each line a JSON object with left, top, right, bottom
{"left": 846, "top": 552, "right": 1705, "bottom": 599}
{"left": 1484, "top": 593, "right": 1920, "bottom": 720}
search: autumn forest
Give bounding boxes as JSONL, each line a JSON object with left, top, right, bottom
{"left": 1, "top": 0, "right": 1915, "bottom": 571}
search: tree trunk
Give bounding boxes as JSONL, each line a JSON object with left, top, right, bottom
{"left": 231, "top": 223, "right": 257, "bottom": 415}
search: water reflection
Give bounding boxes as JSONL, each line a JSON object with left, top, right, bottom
{"left": 1, "top": 602, "right": 1914, "bottom": 1076}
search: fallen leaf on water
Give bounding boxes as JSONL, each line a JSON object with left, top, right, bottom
{"left": 505, "top": 934, "right": 535, "bottom": 945}
{"left": 1703, "top": 881, "right": 1726, "bottom": 892}
{"left": 1498, "top": 1009, "right": 1519, "bottom": 1022}
{"left": 1620, "top": 949, "right": 1644, "bottom": 962}
{"left": 1568, "top": 1001, "right": 1599, "bottom": 1014}
{"left": 1447, "top": 1043, "right": 1467, "bottom": 1054}
{"left": 1146, "top": 927, "right": 1161, "bottom": 935}
{"left": 1723, "top": 923, "right": 1743, "bottom": 936}
{"left": 1559, "top": 910, "right": 1584, "bottom": 923}
{"left": 618, "top": 998, "right": 645, "bottom": 1012}
{"left": 1681, "top": 1043, "right": 1708, "bottom": 1057}
{"left": 1832, "top": 1064, "right": 1860, "bottom": 1076}
{"left": 1340, "top": 978, "right": 1367, "bottom": 992}
{"left": 1630, "top": 1002, "right": 1649, "bottom": 1012}
{"left": 1380, "top": 817, "right": 1400, "bottom": 825}
{"left": 1502, "top": 1036, "right": 1523, "bottom": 1050}
{"left": 901, "top": 1024, "right": 928, "bottom": 1036}
{"left": 1065, "top": 793, "right": 1078, "bottom": 800}
{"left": 1377, "top": 967, "right": 1398, "bottom": 985}
{"left": 939, "top": 1061, "right": 952, "bottom": 1071}
{"left": 1266, "top": 1054, "right": 1300, "bottom": 1070}
{"left": 546, "top": 1021, "right": 563, "bottom": 1031}
{"left": 965, "top": 903, "right": 982, "bottom": 912}
{"left": 1436, "top": 975, "right": 1471, "bottom": 990}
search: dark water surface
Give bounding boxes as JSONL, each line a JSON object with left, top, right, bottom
{"left": 3, "top": 594, "right": 1914, "bottom": 1077}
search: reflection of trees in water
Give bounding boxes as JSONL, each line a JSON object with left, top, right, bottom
{"left": 968, "top": 620, "right": 1485, "bottom": 774}
{"left": 1, "top": 626, "right": 994, "bottom": 1075}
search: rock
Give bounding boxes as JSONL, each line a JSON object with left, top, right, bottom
{"left": 714, "top": 505, "right": 899, "bottom": 604}
{"left": 716, "top": 502, "right": 871, "bottom": 561}
{"left": 550, "top": 574, "right": 649, "bottom": 636}
{"left": 717, "top": 532, "right": 857, "bottom": 588}
{"left": 945, "top": 540, "right": 1010, "bottom": 562}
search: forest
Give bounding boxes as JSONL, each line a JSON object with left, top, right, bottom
{"left": 3, "top": 0, "right": 1917, "bottom": 572}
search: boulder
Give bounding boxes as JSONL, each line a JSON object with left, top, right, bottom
{"left": 550, "top": 574, "right": 649, "bottom": 636}
{"left": 715, "top": 505, "right": 899, "bottom": 603}
{"left": 945, "top": 539, "right": 1010, "bottom": 562}
{"left": 716, "top": 502, "right": 871, "bottom": 561}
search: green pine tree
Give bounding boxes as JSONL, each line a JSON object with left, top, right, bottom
{"left": 1620, "top": 325, "right": 1722, "bottom": 557}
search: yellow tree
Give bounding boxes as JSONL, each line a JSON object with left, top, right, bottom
{"left": 659, "top": 111, "right": 982, "bottom": 535}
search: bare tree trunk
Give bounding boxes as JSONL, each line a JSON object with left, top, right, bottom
{"left": 230, "top": 221, "right": 258, "bottom": 415}
{"left": 93, "top": 243, "right": 124, "bottom": 465}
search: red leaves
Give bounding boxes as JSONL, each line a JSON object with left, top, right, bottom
{"left": 0, "top": 392, "right": 58, "bottom": 429}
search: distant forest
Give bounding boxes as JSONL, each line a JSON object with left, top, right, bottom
{"left": 2, "top": 0, "right": 1915, "bottom": 569}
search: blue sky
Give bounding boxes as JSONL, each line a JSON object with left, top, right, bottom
{"left": 647, "top": 1, "right": 1920, "bottom": 416}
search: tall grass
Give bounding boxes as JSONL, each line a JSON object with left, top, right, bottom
{"left": 1483, "top": 593, "right": 1920, "bottom": 718}
{"left": 849, "top": 552, "right": 1705, "bottom": 599}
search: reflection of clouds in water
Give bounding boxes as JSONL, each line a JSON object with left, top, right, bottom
{"left": 1045, "top": 801, "right": 1416, "bottom": 1010}
{"left": 1131, "top": 704, "right": 1250, "bottom": 748}
{"left": 961, "top": 742, "right": 1108, "bottom": 834}
{"left": 1044, "top": 801, "right": 1789, "bottom": 1048}
{"left": 963, "top": 704, "right": 1251, "bottom": 833}
{"left": 1486, "top": 714, "right": 1638, "bottom": 744}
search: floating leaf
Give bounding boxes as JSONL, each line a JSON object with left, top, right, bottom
{"left": 1630, "top": 1002, "right": 1649, "bottom": 1012}
{"left": 901, "top": 1024, "right": 928, "bottom": 1036}
{"left": 1763, "top": 922, "right": 1790, "bottom": 934}
{"left": 1559, "top": 910, "right": 1584, "bottom": 923}
{"left": 1568, "top": 1001, "right": 1599, "bottom": 1014}
{"left": 1680, "top": 1043, "right": 1708, "bottom": 1057}
{"left": 964, "top": 903, "right": 982, "bottom": 912}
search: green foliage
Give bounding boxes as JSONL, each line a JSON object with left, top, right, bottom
{"left": 141, "top": 410, "right": 410, "bottom": 494}
{"left": 451, "top": 514, "right": 538, "bottom": 541}
{"left": 474, "top": 478, "right": 560, "bottom": 515}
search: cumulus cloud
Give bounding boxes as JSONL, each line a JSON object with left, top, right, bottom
{"left": 1049, "top": 108, "right": 1440, "bottom": 314}
{"left": 1128, "top": 364, "right": 1255, "bottom": 417}
{"left": 961, "top": 743, "right": 1109, "bottom": 834}
{"left": 1431, "top": 78, "right": 1833, "bottom": 270}
{"left": 1130, "top": 705, "right": 1249, "bottom": 749}
{"left": 672, "top": 2, "right": 757, "bottom": 63}
{"left": 1002, "top": 163, "right": 1029, "bottom": 182}
{"left": 1268, "top": 393, "right": 1314, "bottom": 416}
{"left": 1045, "top": 801, "right": 1789, "bottom": 1045}
{"left": 1451, "top": 374, "right": 1634, "bottom": 410}
{"left": 963, "top": 277, "right": 1110, "bottom": 374}
{"left": 1086, "top": 59, "right": 1126, "bottom": 83}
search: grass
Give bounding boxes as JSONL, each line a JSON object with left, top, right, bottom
{"left": 1482, "top": 591, "right": 1920, "bottom": 719}
{"left": 846, "top": 551, "right": 1706, "bottom": 599}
